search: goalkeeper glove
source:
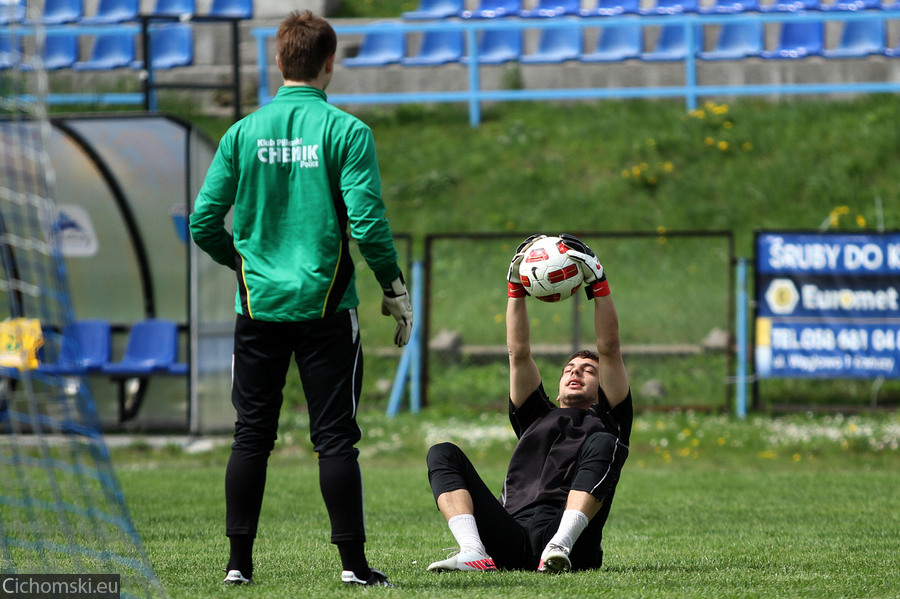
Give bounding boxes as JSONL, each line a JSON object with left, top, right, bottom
{"left": 559, "top": 233, "right": 609, "bottom": 300}
{"left": 507, "top": 234, "right": 546, "bottom": 298}
{"left": 381, "top": 274, "right": 413, "bottom": 347}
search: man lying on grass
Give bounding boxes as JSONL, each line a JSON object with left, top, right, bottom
{"left": 426, "top": 234, "right": 633, "bottom": 573}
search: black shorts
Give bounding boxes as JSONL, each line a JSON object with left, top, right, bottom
{"left": 231, "top": 309, "right": 363, "bottom": 457}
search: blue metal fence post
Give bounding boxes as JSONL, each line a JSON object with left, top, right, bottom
{"left": 386, "top": 260, "right": 423, "bottom": 417}
{"left": 736, "top": 257, "right": 748, "bottom": 419}
{"left": 466, "top": 27, "right": 481, "bottom": 127}
{"left": 684, "top": 18, "right": 698, "bottom": 112}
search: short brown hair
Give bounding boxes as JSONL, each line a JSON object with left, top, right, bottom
{"left": 563, "top": 350, "right": 600, "bottom": 370}
{"left": 276, "top": 10, "right": 337, "bottom": 82}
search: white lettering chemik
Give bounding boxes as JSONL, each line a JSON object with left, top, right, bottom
{"left": 257, "top": 144, "right": 319, "bottom": 166}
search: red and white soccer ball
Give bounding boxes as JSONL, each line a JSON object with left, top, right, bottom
{"left": 518, "top": 236, "right": 584, "bottom": 302}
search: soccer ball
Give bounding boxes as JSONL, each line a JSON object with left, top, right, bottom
{"left": 518, "top": 236, "right": 584, "bottom": 302}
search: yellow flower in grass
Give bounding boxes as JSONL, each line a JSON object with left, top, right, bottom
{"left": 717, "top": 141, "right": 729, "bottom": 151}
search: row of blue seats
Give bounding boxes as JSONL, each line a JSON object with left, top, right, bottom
{"left": 405, "top": 0, "right": 897, "bottom": 18}
{"left": 345, "top": 19, "right": 892, "bottom": 65}
{"left": 36, "top": 318, "right": 188, "bottom": 378}
{"left": 0, "top": 0, "right": 251, "bottom": 25}
{"left": 0, "top": 23, "right": 193, "bottom": 70}
{"left": 0, "top": 319, "right": 187, "bottom": 381}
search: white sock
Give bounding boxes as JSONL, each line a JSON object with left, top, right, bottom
{"left": 448, "top": 514, "right": 486, "bottom": 554}
{"left": 547, "top": 510, "right": 589, "bottom": 551}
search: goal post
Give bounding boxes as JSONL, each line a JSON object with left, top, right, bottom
{"left": 0, "top": 19, "right": 165, "bottom": 598}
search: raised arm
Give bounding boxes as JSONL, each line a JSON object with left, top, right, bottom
{"left": 560, "top": 234, "right": 630, "bottom": 408}
{"left": 506, "top": 235, "right": 544, "bottom": 409}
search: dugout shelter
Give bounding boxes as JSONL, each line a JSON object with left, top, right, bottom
{"left": 6, "top": 114, "right": 235, "bottom": 433}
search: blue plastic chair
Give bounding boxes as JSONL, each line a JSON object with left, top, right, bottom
{"left": 152, "top": 0, "right": 195, "bottom": 17}
{"left": 519, "top": 0, "right": 582, "bottom": 17}
{"left": 73, "top": 33, "right": 136, "bottom": 70}
{"left": 208, "top": 0, "right": 251, "bottom": 19}
{"left": 580, "top": 24, "right": 643, "bottom": 62}
{"left": 521, "top": 24, "right": 583, "bottom": 63}
{"left": 464, "top": 28, "right": 522, "bottom": 64}
{"left": 759, "top": 0, "right": 819, "bottom": 10}
{"left": 38, "top": 320, "right": 111, "bottom": 375}
{"left": 402, "top": 0, "right": 464, "bottom": 19}
{"left": 820, "top": 0, "right": 879, "bottom": 9}
{"left": 402, "top": 30, "right": 464, "bottom": 65}
{"left": 460, "top": 0, "right": 521, "bottom": 18}
{"left": 580, "top": 0, "right": 640, "bottom": 14}
{"left": 641, "top": 24, "right": 700, "bottom": 60}
{"left": 823, "top": 19, "right": 884, "bottom": 57}
{"left": 102, "top": 320, "right": 179, "bottom": 376}
{"left": 699, "top": 0, "right": 760, "bottom": 12}
{"left": 101, "top": 319, "right": 186, "bottom": 422}
{"left": 699, "top": 21, "right": 764, "bottom": 59}
{"left": 41, "top": 33, "right": 79, "bottom": 69}
{"left": 0, "top": 0, "right": 26, "bottom": 24}
{"left": 0, "top": 35, "right": 20, "bottom": 69}
{"left": 641, "top": 0, "right": 699, "bottom": 14}
{"left": 80, "top": 0, "right": 138, "bottom": 23}
{"left": 143, "top": 24, "right": 194, "bottom": 69}
{"left": 343, "top": 22, "right": 405, "bottom": 67}
{"left": 39, "top": 0, "right": 82, "bottom": 24}
{"left": 760, "top": 21, "right": 824, "bottom": 58}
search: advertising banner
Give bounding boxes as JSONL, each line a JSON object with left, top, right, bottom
{"left": 755, "top": 232, "right": 900, "bottom": 379}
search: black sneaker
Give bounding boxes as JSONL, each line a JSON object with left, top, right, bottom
{"left": 341, "top": 568, "right": 394, "bottom": 587}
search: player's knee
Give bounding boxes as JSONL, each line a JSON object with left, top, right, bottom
{"left": 426, "top": 442, "right": 463, "bottom": 470}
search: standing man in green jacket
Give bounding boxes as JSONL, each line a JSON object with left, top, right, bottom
{"left": 190, "top": 10, "right": 411, "bottom": 588}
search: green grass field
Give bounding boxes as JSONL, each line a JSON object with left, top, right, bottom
{"left": 115, "top": 410, "right": 899, "bottom": 598}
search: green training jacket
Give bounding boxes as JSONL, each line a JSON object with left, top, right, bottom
{"left": 190, "top": 85, "right": 402, "bottom": 322}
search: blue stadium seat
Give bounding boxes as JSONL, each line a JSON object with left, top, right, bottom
{"left": 460, "top": 0, "right": 521, "bottom": 18}
{"left": 820, "top": 0, "right": 879, "bottom": 9}
{"left": 580, "top": 0, "right": 639, "bottom": 14}
{"left": 519, "top": 0, "right": 582, "bottom": 17}
{"left": 641, "top": 24, "right": 700, "bottom": 60}
{"left": 641, "top": 0, "right": 700, "bottom": 14}
{"left": 343, "top": 22, "right": 405, "bottom": 67}
{"left": 699, "top": 21, "right": 763, "bottom": 59}
{"left": 760, "top": 21, "right": 824, "bottom": 58}
{"left": 38, "top": 320, "right": 111, "bottom": 376}
{"left": 143, "top": 24, "right": 194, "bottom": 69}
{"left": 39, "top": 33, "right": 79, "bottom": 69}
{"left": 0, "top": 34, "right": 19, "bottom": 69}
{"left": 521, "top": 23, "right": 583, "bottom": 63}
{"left": 39, "top": 0, "right": 82, "bottom": 24}
{"left": 101, "top": 319, "right": 186, "bottom": 423}
{"left": 823, "top": 19, "right": 883, "bottom": 57}
{"left": 101, "top": 320, "right": 180, "bottom": 377}
{"left": 0, "top": 0, "right": 26, "bottom": 24}
{"left": 463, "top": 28, "right": 523, "bottom": 64}
{"left": 208, "top": 0, "right": 251, "bottom": 19}
{"left": 759, "top": 0, "right": 819, "bottom": 10}
{"left": 80, "top": 0, "right": 138, "bottom": 23}
{"left": 698, "top": 0, "right": 760, "bottom": 12}
{"left": 73, "top": 33, "right": 136, "bottom": 70}
{"left": 152, "top": 0, "right": 195, "bottom": 17}
{"left": 402, "top": 30, "right": 464, "bottom": 65}
{"left": 580, "top": 24, "right": 643, "bottom": 62}
{"left": 402, "top": 0, "right": 464, "bottom": 19}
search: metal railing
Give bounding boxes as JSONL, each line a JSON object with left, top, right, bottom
{"left": 252, "top": 10, "right": 900, "bottom": 126}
